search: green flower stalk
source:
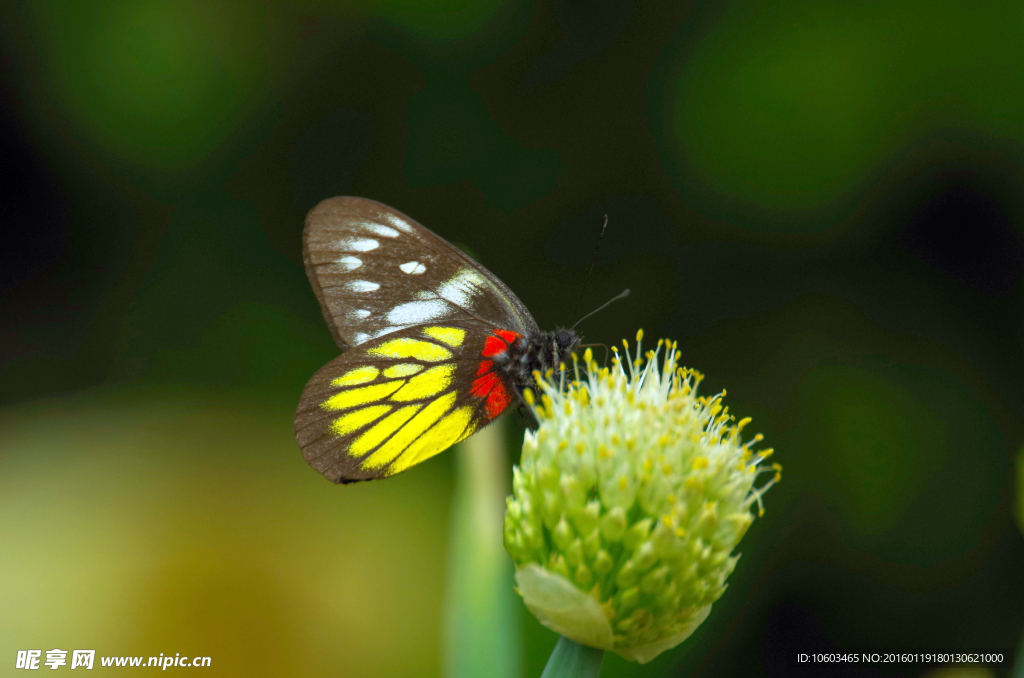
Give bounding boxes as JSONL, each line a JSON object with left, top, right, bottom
{"left": 504, "top": 332, "right": 781, "bottom": 664}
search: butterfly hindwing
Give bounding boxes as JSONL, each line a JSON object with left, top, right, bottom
{"left": 303, "top": 197, "right": 538, "bottom": 350}
{"left": 295, "top": 322, "right": 522, "bottom": 483}
{"left": 296, "top": 196, "right": 579, "bottom": 483}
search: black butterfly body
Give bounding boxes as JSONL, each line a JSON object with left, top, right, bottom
{"left": 295, "top": 197, "right": 578, "bottom": 483}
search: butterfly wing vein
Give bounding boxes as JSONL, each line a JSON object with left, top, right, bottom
{"left": 303, "top": 196, "right": 537, "bottom": 351}
{"left": 296, "top": 323, "right": 513, "bottom": 482}
{"left": 296, "top": 197, "right": 545, "bottom": 483}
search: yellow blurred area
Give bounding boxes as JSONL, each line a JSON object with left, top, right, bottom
{"left": 0, "top": 386, "right": 452, "bottom": 676}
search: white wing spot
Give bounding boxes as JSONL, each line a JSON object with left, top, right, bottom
{"left": 337, "top": 255, "right": 362, "bottom": 271}
{"left": 351, "top": 238, "right": 379, "bottom": 252}
{"left": 386, "top": 299, "right": 450, "bottom": 325}
{"left": 353, "top": 309, "right": 371, "bottom": 319}
{"left": 400, "top": 261, "right": 427, "bottom": 275}
{"left": 365, "top": 326, "right": 398, "bottom": 341}
{"left": 348, "top": 280, "right": 380, "bottom": 292}
{"left": 381, "top": 214, "right": 413, "bottom": 233}
{"left": 437, "top": 269, "right": 489, "bottom": 308}
{"left": 364, "top": 224, "right": 400, "bottom": 238}
{"left": 334, "top": 237, "right": 379, "bottom": 252}
{"left": 351, "top": 326, "right": 399, "bottom": 345}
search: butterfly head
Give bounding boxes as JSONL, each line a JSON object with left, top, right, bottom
{"left": 555, "top": 328, "right": 578, "bottom": 354}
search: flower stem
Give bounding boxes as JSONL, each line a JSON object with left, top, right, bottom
{"left": 540, "top": 636, "right": 604, "bottom": 678}
{"left": 444, "top": 420, "right": 519, "bottom": 678}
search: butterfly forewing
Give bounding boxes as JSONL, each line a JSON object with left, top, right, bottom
{"left": 297, "top": 197, "right": 576, "bottom": 483}
{"left": 295, "top": 322, "right": 522, "bottom": 482}
{"left": 303, "top": 197, "right": 538, "bottom": 350}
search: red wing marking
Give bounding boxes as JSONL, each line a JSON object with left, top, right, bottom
{"left": 482, "top": 329, "right": 521, "bottom": 358}
{"left": 484, "top": 380, "right": 512, "bottom": 418}
{"left": 470, "top": 368, "right": 499, "bottom": 398}
{"left": 472, "top": 329, "right": 521, "bottom": 419}
{"left": 494, "top": 329, "right": 519, "bottom": 343}
{"left": 470, "top": 369, "right": 512, "bottom": 419}
{"left": 482, "top": 335, "right": 507, "bottom": 358}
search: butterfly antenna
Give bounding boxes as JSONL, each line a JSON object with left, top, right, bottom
{"left": 571, "top": 288, "right": 630, "bottom": 330}
{"left": 571, "top": 214, "right": 610, "bottom": 322}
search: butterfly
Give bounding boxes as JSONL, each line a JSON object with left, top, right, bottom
{"left": 295, "top": 197, "right": 579, "bottom": 483}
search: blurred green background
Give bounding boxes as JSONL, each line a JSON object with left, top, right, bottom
{"left": 1, "top": 0, "right": 1022, "bottom": 676}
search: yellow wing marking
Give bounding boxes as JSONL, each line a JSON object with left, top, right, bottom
{"left": 351, "top": 404, "right": 423, "bottom": 458}
{"left": 368, "top": 337, "right": 451, "bottom": 361}
{"left": 384, "top": 363, "right": 423, "bottom": 378}
{"left": 423, "top": 327, "right": 466, "bottom": 347}
{"left": 390, "top": 364, "right": 456, "bottom": 402}
{"left": 322, "top": 381, "right": 403, "bottom": 411}
{"left": 388, "top": 406, "right": 476, "bottom": 474}
{"left": 329, "top": 405, "right": 391, "bottom": 436}
{"left": 330, "top": 365, "right": 379, "bottom": 387}
{"left": 361, "top": 391, "right": 457, "bottom": 469}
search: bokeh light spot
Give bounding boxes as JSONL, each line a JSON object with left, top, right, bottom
{"left": 34, "top": 0, "right": 266, "bottom": 170}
